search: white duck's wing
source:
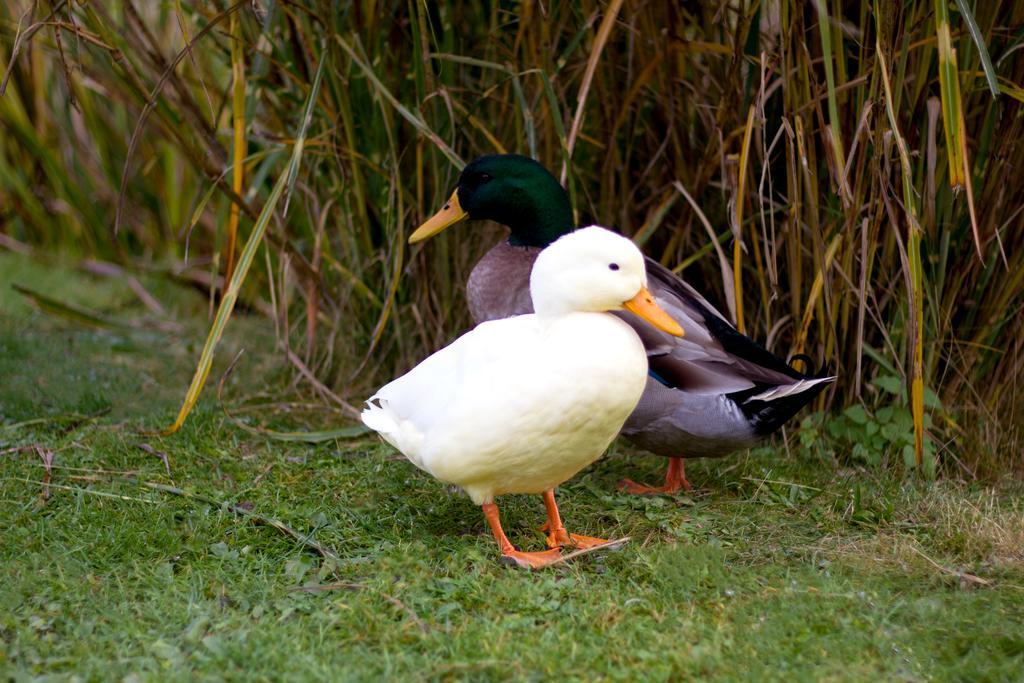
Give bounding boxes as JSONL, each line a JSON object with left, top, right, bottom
{"left": 362, "top": 316, "right": 539, "bottom": 465}
{"left": 617, "top": 257, "right": 819, "bottom": 396}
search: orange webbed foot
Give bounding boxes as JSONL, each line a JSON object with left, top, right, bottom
{"left": 540, "top": 520, "right": 610, "bottom": 550}
{"left": 483, "top": 502, "right": 564, "bottom": 569}
{"left": 499, "top": 547, "right": 563, "bottom": 569}
{"left": 618, "top": 458, "right": 693, "bottom": 495}
{"left": 617, "top": 478, "right": 691, "bottom": 495}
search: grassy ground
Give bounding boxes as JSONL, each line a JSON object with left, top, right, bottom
{"left": 1, "top": 253, "right": 1022, "bottom": 682}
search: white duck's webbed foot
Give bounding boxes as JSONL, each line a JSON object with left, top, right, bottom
{"left": 482, "top": 502, "right": 562, "bottom": 569}
{"left": 539, "top": 489, "right": 610, "bottom": 550}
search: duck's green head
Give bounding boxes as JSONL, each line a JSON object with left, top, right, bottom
{"left": 409, "top": 154, "right": 574, "bottom": 248}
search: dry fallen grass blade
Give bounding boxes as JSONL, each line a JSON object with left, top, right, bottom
{"left": 215, "top": 350, "right": 367, "bottom": 443}
{"left": 11, "top": 284, "right": 131, "bottom": 330}
{"left": 141, "top": 480, "right": 342, "bottom": 562}
{"left": 544, "top": 537, "right": 631, "bottom": 568}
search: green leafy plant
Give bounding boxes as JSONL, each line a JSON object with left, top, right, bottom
{"left": 801, "top": 375, "right": 941, "bottom": 477}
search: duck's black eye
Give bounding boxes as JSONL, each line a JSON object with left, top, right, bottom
{"left": 478, "top": 173, "right": 492, "bottom": 183}
{"left": 609, "top": 263, "right": 620, "bottom": 271}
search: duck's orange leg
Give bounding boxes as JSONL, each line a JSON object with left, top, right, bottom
{"left": 540, "top": 489, "right": 609, "bottom": 550}
{"left": 618, "top": 457, "right": 693, "bottom": 495}
{"left": 482, "top": 502, "right": 561, "bottom": 569}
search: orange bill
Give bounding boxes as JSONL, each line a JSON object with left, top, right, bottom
{"left": 623, "top": 286, "right": 684, "bottom": 337}
{"left": 409, "top": 189, "right": 467, "bottom": 243}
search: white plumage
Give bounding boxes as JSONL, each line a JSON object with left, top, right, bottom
{"left": 362, "top": 226, "right": 683, "bottom": 568}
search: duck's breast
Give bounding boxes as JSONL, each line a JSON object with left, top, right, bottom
{"left": 467, "top": 241, "right": 540, "bottom": 323}
{"left": 422, "top": 313, "right": 648, "bottom": 502}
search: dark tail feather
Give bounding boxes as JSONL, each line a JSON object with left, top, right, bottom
{"left": 741, "top": 380, "right": 831, "bottom": 436}
{"left": 731, "top": 360, "right": 835, "bottom": 437}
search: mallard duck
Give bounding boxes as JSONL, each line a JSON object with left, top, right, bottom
{"left": 410, "top": 154, "right": 834, "bottom": 493}
{"left": 362, "top": 227, "right": 684, "bottom": 568}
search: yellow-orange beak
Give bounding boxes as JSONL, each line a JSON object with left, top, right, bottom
{"left": 409, "top": 189, "right": 468, "bottom": 243}
{"left": 623, "top": 286, "right": 684, "bottom": 337}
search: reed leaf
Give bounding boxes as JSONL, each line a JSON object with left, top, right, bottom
{"left": 934, "top": 0, "right": 966, "bottom": 189}
{"left": 953, "top": 0, "right": 999, "bottom": 98}
{"left": 224, "top": 8, "right": 246, "bottom": 284}
{"left": 733, "top": 103, "right": 756, "bottom": 334}
{"left": 561, "top": 0, "right": 625, "bottom": 184}
{"left": 161, "top": 53, "right": 326, "bottom": 436}
{"left": 332, "top": 34, "right": 462, "bottom": 168}
{"left": 877, "top": 24, "right": 930, "bottom": 476}
{"left": 814, "top": 0, "right": 851, "bottom": 204}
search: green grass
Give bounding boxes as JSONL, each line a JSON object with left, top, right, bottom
{"left": 2, "top": 255, "right": 1022, "bottom": 681}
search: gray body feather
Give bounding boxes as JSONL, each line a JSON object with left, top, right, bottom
{"left": 621, "top": 378, "right": 758, "bottom": 457}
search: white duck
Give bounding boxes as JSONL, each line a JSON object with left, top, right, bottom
{"left": 362, "top": 227, "right": 684, "bottom": 568}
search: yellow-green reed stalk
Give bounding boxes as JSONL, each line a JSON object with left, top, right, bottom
{"left": 814, "top": 0, "right": 851, "bottom": 204}
{"left": 935, "top": 0, "right": 983, "bottom": 259}
{"left": 935, "top": 0, "right": 965, "bottom": 188}
{"left": 733, "top": 103, "right": 756, "bottom": 334}
{"left": 933, "top": 0, "right": 987, "bottom": 264}
{"left": 877, "top": 30, "right": 930, "bottom": 476}
{"left": 225, "top": 10, "right": 246, "bottom": 285}
{"left": 162, "top": 56, "right": 326, "bottom": 436}
{"left": 793, "top": 233, "right": 841, "bottom": 358}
